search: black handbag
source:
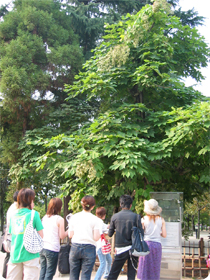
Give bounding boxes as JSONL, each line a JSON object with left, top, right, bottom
{"left": 58, "top": 243, "right": 71, "bottom": 274}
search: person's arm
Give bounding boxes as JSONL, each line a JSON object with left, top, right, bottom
{"left": 4, "top": 224, "right": 9, "bottom": 242}
{"left": 161, "top": 218, "right": 167, "bottom": 238}
{"left": 108, "top": 217, "right": 115, "bottom": 237}
{"left": 38, "top": 229, "right": 43, "bottom": 238}
{"left": 34, "top": 211, "right": 44, "bottom": 237}
{"left": 57, "top": 217, "right": 68, "bottom": 240}
{"left": 93, "top": 229, "right": 101, "bottom": 241}
{"left": 68, "top": 216, "right": 74, "bottom": 239}
{"left": 141, "top": 219, "right": 145, "bottom": 231}
{"left": 2, "top": 225, "right": 10, "bottom": 252}
{"left": 68, "top": 230, "right": 74, "bottom": 239}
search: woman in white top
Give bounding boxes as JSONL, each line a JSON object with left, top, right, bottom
{"left": 137, "top": 199, "right": 167, "bottom": 280}
{"left": 39, "top": 198, "right": 68, "bottom": 280}
{"left": 68, "top": 195, "right": 102, "bottom": 280}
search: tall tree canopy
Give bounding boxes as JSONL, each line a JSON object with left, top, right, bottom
{"left": 9, "top": 0, "right": 210, "bottom": 210}
{"left": 67, "top": 0, "right": 209, "bottom": 111}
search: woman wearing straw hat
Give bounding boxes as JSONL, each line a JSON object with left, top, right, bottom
{"left": 137, "top": 199, "right": 167, "bottom": 280}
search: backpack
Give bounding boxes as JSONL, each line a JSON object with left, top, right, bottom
{"left": 130, "top": 214, "right": 150, "bottom": 257}
{"left": 58, "top": 243, "right": 71, "bottom": 274}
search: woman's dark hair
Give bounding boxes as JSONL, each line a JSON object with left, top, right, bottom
{"left": 13, "top": 191, "right": 19, "bottom": 202}
{"left": 81, "top": 195, "right": 95, "bottom": 211}
{"left": 47, "top": 198, "right": 62, "bottom": 216}
{"left": 17, "top": 188, "right": 35, "bottom": 210}
{"left": 96, "top": 207, "right": 106, "bottom": 219}
{"left": 119, "top": 195, "right": 133, "bottom": 209}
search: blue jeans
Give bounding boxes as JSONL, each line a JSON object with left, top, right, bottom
{"left": 39, "top": 248, "right": 59, "bottom": 280}
{"left": 94, "top": 248, "right": 112, "bottom": 280}
{"left": 69, "top": 243, "right": 96, "bottom": 280}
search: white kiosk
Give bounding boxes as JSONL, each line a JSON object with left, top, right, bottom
{"left": 150, "top": 192, "right": 183, "bottom": 280}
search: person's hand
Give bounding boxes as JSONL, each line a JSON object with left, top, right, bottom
{"left": 3, "top": 241, "right": 10, "bottom": 253}
{"left": 107, "top": 224, "right": 110, "bottom": 229}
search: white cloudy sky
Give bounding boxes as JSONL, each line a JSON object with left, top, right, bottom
{"left": 0, "top": 0, "right": 209, "bottom": 97}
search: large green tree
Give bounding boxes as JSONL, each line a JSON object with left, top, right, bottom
{"left": 9, "top": 1, "right": 210, "bottom": 210}
{"left": 10, "top": 102, "right": 210, "bottom": 211}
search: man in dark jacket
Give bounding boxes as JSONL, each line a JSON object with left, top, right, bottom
{"left": 107, "top": 195, "right": 143, "bottom": 280}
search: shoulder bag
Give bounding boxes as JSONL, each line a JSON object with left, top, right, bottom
{"left": 101, "top": 234, "right": 111, "bottom": 255}
{"left": 23, "top": 210, "right": 43, "bottom": 254}
{"left": 130, "top": 214, "right": 150, "bottom": 257}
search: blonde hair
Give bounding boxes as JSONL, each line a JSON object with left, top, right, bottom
{"left": 147, "top": 214, "right": 160, "bottom": 223}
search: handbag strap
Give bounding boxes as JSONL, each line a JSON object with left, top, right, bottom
{"left": 31, "top": 210, "right": 35, "bottom": 223}
{"left": 136, "top": 214, "right": 144, "bottom": 239}
{"left": 136, "top": 213, "right": 141, "bottom": 229}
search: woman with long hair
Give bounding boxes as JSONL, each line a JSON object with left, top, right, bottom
{"left": 68, "top": 195, "right": 102, "bottom": 280}
{"left": 137, "top": 199, "right": 167, "bottom": 280}
{"left": 6, "top": 188, "right": 43, "bottom": 280}
{"left": 39, "top": 197, "right": 68, "bottom": 280}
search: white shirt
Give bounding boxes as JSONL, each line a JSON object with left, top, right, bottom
{"left": 142, "top": 216, "right": 162, "bottom": 243}
{"left": 7, "top": 202, "right": 18, "bottom": 227}
{"left": 42, "top": 215, "right": 61, "bottom": 252}
{"left": 68, "top": 210, "right": 102, "bottom": 247}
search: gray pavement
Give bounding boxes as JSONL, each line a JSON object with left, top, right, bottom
{"left": 1, "top": 230, "right": 209, "bottom": 279}
{"left": 0, "top": 250, "right": 195, "bottom": 280}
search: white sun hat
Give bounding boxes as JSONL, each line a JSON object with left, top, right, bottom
{"left": 144, "top": 199, "right": 162, "bottom": 215}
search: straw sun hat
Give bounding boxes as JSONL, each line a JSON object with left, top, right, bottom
{"left": 144, "top": 199, "right": 162, "bottom": 215}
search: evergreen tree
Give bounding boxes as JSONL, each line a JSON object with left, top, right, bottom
{"left": 0, "top": 0, "right": 83, "bottom": 166}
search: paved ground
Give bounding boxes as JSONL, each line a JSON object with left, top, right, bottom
{"left": 0, "top": 251, "right": 196, "bottom": 280}
{"left": 1, "top": 230, "right": 209, "bottom": 279}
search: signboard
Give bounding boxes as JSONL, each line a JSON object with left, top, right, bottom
{"left": 161, "top": 222, "right": 180, "bottom": 247}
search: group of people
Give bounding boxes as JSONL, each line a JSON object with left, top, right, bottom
{"left": 2, "top": 189, "right": 166, "bottom": 280}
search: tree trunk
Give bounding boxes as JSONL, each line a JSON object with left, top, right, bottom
{"left": 0, "top": 197, "right": 4, "bottom": 232}
{"left": 0, "top": 176, "right": 8, "bottom": 232}
{"left": 45, "top": 195, "right": 48, "bottom": 213}
{"left": 192, "top": 215, "right": 195, "bottom": 231}
{"left": 197, "top": 210, "right": 200, "bottom": 239}
{"left": 187, "top": 215, "right": 190, "bottom": 230}
{"left": 64, "top": 195, "right": 71, "bottom": 229}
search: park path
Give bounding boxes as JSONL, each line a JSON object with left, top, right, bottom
{"left": 1, "top": 230, "right": 209, "bottom": 279}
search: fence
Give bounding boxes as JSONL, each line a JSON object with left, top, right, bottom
{"left": 182, "top": 238, "right": 210, "bottom": 279}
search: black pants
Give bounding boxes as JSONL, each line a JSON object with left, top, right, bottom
{"left": 2, "top": 252, "right": 10, "bottom": 278}
{"left": 107, "top": 250, "right": 138, "bottom": 280}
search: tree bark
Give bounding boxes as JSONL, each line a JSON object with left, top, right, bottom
{"left": 197, "top": 209, "right": 200, "bottom": 239}
{"left": 64, "top": 195, "right": 72, "bottom": 229}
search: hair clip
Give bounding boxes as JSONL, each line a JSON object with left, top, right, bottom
{"left": 81, "top": 201, "right": 90, "bottom": 207}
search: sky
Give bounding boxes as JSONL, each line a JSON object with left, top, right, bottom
{"left": 178, "top": 0, "right": 210, "bottom": 97}
{"left": 0, "top": 0, "right": 209, "bottom": 97}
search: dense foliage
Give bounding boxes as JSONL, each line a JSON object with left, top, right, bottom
{"left": 0, "top": 0, "right": 209, "bottom": 217}
{"left": 8, "top": 0, "right": 210, "bottom": 212}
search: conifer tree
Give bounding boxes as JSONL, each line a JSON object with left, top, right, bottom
{"left": 0, "top": 0, "right": 83, "bottom": 165}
